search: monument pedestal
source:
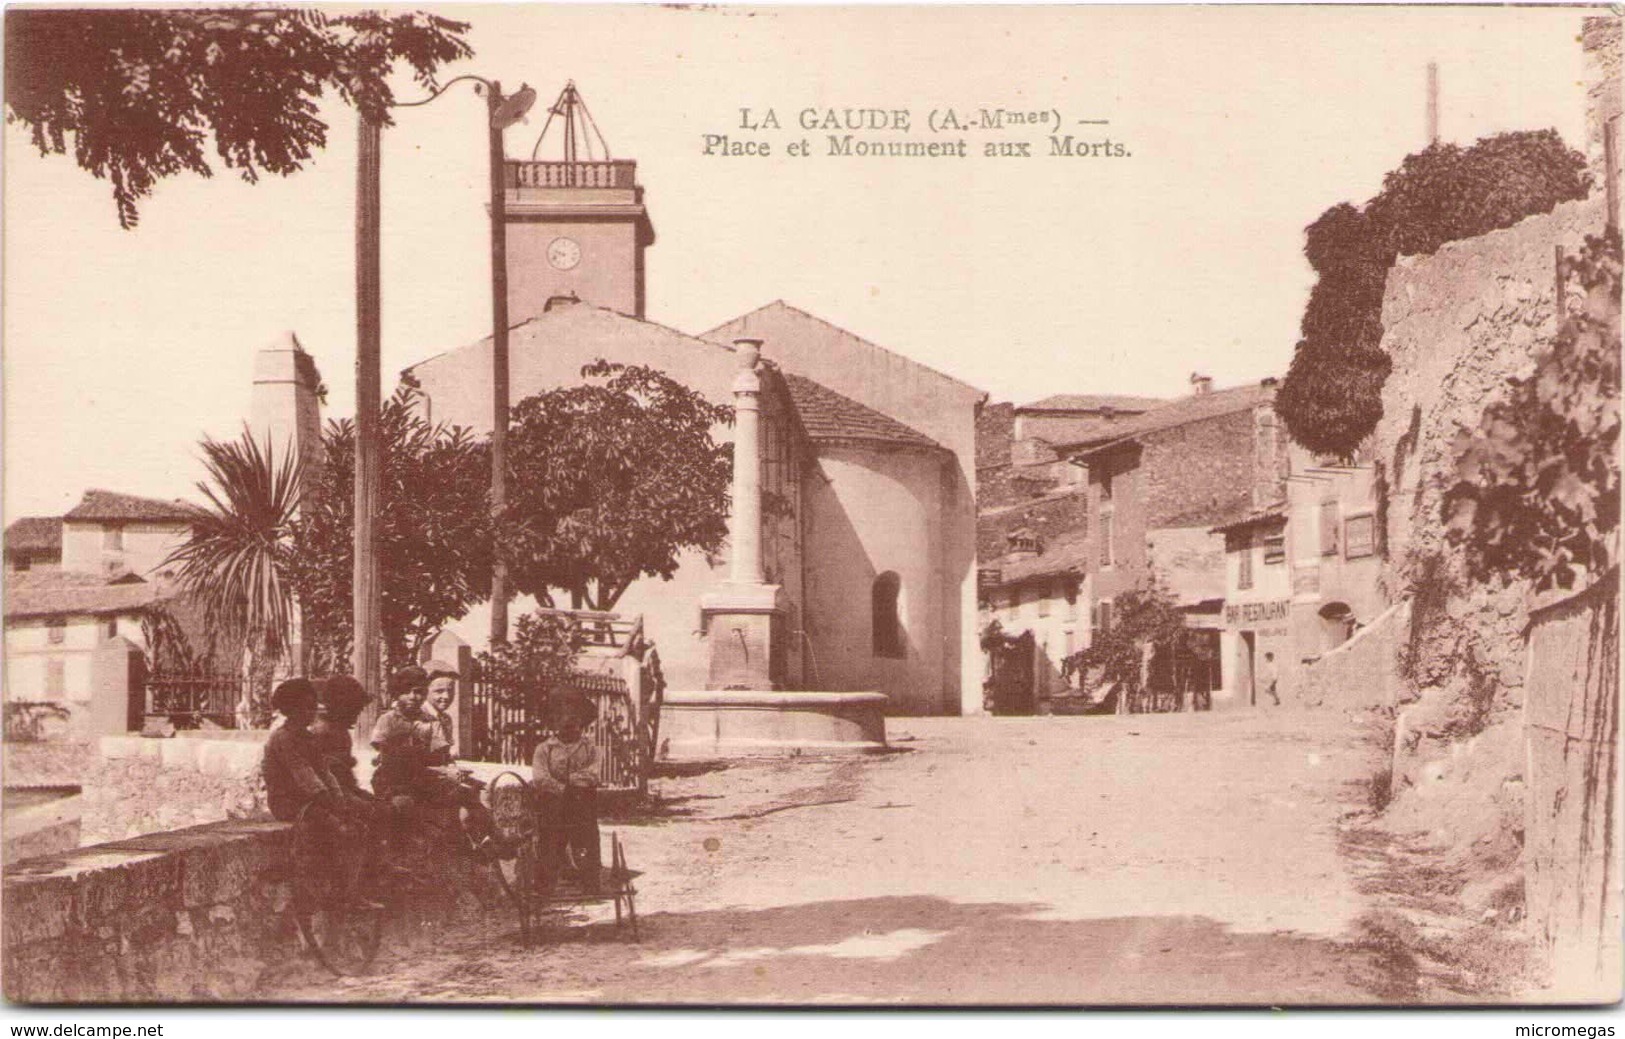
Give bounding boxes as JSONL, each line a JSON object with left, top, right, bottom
{"left": 701, "top": 582, "right": 786, "bottom": 690}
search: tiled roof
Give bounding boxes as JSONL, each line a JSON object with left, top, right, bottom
{"left": 983, "top": 530, "right": 1093, "bottom": 587}
{"left": 780, "top": 373, "right": 944, "bottom": 451}
{"left": 1019, "top": 394, "right": 1165, "bottom": 414}
{"left": 4, "top": 571, "right": 171, "bottom": 620}
{"left": 5, "top": 517, "right": 63, "bottom": 555}
{"left": 1079, "top": 382, "right": 1277, "bottom": 456}
{"left": 64, "top": 490, "right": 200, "bottom": 524}
{"left": 1211, "top": 501, "right": 1288, "bottom": 534}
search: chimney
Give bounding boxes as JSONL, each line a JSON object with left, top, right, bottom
{"left": 1189, "top": 372, "right": 1213, "bottom": 396}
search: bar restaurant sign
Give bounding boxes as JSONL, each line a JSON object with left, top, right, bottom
{"left": 1224, "top": 599, "right": 1291, "bottom": 628}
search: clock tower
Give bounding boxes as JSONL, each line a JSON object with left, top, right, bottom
{"left": 503, "top": 83, "right": 655, "bottom": 321}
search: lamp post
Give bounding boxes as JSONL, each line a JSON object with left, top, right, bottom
{"left": 367, "top": 75, "right": 533, "bottom": 666}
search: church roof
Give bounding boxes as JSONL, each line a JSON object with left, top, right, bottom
{"left": 780, "top": 373, "right": 945, "bottom": 452}
{"left": 702, "top": 300, "right": 984, "bottom": 397}
{"left": 63, "top": 489, "right": 200, "bottom": 525}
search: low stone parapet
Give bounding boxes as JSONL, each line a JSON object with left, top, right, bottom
{"left": 658, "top": 690, "right": 888, "bottom": 759}
{"left": 3, "top": 815, "right": 492, "bottom": 1003}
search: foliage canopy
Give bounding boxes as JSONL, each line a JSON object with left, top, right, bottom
{"left": 1276, "top": 131, "right": 1591, "bottom": 457}
{"left": 1060, "top": 581, "right": 1192, "bottom": 700}
{"left": 287, "top": 384, "right": 492, "bottom": 673}
{"left": 4, "top": 8, "right": 471, "bottom": 227}
{"left": 502, "top": 361, "right": 734, "bottom": 612}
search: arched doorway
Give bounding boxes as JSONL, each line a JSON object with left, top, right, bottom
{"left": 1319, "top": 602, "right": 1355, "bottom": 652}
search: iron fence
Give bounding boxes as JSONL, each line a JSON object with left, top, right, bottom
{"left": 144, "top": 670, "right": 242, "bottom": 729}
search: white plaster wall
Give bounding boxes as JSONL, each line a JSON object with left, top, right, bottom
{"left": 61, "top": 522, "right": 188, "bottom": 579}
{"left": 5, "top": 617, "right": 105, "bottom": 703}
{"left": 802, "top": 445, "right": 946, "bottom": 715}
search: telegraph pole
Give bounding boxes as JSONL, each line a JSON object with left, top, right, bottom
{"left": 488, "top": 81, "right": 512, "bottom": 645}
{"left": 354, "top": 113, "right": 383, "bottom": 708}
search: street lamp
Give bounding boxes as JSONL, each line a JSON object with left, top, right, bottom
{"left": 353, "top": 76, "right": 535, "bottom": 702}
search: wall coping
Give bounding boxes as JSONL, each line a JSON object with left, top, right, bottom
{"left": 664, "top": 690, "right": 888, "bottom": 709}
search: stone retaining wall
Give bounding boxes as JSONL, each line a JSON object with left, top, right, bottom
{"left": 3, "top": 816, "right": 491, "bottom": 1003}
{"left": 1296, "top": 601, "right": 1408, "bottom": 711}
{"left": 82, "top": 734, "right": 269, "bottom": 846}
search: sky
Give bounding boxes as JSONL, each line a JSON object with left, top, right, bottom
{"left": 1, "top": 3, "right": 1598, "bottom": 522}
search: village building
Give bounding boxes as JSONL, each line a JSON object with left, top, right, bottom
{"left": 2, "top": 491, "right": 195, "bottom": 738}
{"left": 1212, "top": 454, "right": 1383, "bottom": 706}
{"left": 5, "top": 517, "right": 62, "bottom": 573}
{"left": 400, "top": 113, "right": 985, "bottom": 715}
{"left": 1068, "top": 375, "right": 1290, "bottom": 707}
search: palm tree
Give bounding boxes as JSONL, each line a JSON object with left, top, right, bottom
{"left": 163, "top": 430, "right": 303, "bottom": 727}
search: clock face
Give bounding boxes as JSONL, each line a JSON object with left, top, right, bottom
{"left": 547, "top": 236, "right": 582, "bottom": 271}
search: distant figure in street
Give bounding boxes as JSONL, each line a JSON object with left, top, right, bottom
{"left": 1261, "top": 651, "right": 1282, "bottom": 706}
{"left": 532, "top": 701, "right": 602, "bottom": 895}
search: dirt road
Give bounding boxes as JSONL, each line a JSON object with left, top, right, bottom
{"left": 274, "top": 710, "right": 1400, "bottom": 1005}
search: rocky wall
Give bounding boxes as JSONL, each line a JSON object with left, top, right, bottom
{"left": 1376, "top": 195, "right": 1609, "bottom": 782}
{"left": 3, "top": 817, "right": 489, "bottom": 1003}
{"left": 80, "top": 735, "right": 269, "bottom": 846}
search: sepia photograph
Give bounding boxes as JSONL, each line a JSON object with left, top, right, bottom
{"left": 0, "top": 1, "right": 1620, "bottom": 1010}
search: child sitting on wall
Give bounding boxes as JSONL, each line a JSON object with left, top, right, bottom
{"left": 263, "top": 678, "right": 378, "bottom": 909}
{"left": 371, "top": 666, "right": 498, "bottom": 857}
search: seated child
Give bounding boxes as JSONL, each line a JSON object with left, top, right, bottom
{"left": 312, "top": 675, "right": 370, "bottom": 798}
{"left": 371, "top": 666, "right": 496, "bottom": 855}
{"left": 263, "top": 678, "right": 376, "bottom": 909}
{"left": 421, "top": 662, "right": 460, "bottom": 764}
{"left": 531, "top": 703, "right": 602, "bottom": 895}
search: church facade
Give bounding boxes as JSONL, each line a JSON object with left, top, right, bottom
{"left": 405, "top": 150, "right": 984, "bottom": 716}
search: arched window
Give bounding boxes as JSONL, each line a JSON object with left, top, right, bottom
{"left": 872, "top": 571, "right": 904, "bottom": 659}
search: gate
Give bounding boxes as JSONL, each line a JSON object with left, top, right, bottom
{"left": 466, "top": 665, "right": 648, "bottom": 791}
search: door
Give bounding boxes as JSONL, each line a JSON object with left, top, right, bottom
{"left": 988, "top": 631, "right": 1037, "bottom": 716}
{"left": 1238, "top": 631, "right": 1257, "bottom": 707}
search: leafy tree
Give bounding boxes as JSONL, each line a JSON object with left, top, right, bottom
{"left": 4, "top": 8, "right": 471, "bottom": 228}
{"left": 287, "top": 384, "right": 492, "bottom": 673}
{"left": 474, "top": 610, "right": 584, "bottom": 715}
{"left": 162, "top": 431, "right": 303, "bottom": 726}
{"left": 502, "top": 360, "right": 734, "bottom": 612}
{"left": 1444, "top": 230, "right": 1621, "bottom": 591}
{"left": 1061, "top": 581, "right": 1191, "bottom": 711}
{"left": 1277, "top": 131, "right": 1591, "bottom": 457}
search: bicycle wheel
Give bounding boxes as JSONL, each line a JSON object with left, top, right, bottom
{"left": 488, "top": 771, "right": 536, "bottom": 942}
{"left": 296, "top": 904, "right": 383, "bottom": 976}
{"left": 290, "top": 805, "right": 383, "bottom": 976}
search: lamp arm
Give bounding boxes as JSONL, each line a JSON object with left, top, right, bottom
{"left": 392, "top": 74, "right": 495, "bottom": 109}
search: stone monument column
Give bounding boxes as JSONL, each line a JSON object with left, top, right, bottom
{"left": 701, "top": 339, "right": 786, "bottom": 689}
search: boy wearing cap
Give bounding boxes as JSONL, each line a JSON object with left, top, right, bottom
{"left": 531, "top": 700, "right": 602, "bottom": 895}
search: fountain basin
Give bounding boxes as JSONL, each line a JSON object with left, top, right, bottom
{"left": 658, "top": 690, "right": 888, "bottom": 759}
